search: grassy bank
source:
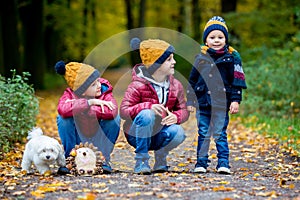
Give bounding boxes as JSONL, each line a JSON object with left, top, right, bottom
{"left": 238, "top": 115, "right": 300, "bottom": 157}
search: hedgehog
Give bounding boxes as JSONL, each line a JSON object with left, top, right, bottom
{"left": 66, "top": 142, "right": 105, "bottom": 176}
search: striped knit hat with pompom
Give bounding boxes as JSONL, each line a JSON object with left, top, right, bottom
{"left": 203, "top": 16, "right": 229, "bottom": 43}
{"left": 55, "top": 61, "right": 100, "bottom": 96}
{"left": 130, "top": 37, "right": 175, "bottom": 74}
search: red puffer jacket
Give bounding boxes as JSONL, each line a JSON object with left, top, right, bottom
{"left": 57, "top": 78, "right": 118, "bottom": 136}
{"left": 120, "top": 64, "right": 189, "bottom": 134}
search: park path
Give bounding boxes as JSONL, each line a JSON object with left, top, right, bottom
{"left": 0, "top": 68, "right": 299, "bottom": 199}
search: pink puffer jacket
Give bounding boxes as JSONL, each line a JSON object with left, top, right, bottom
{"left": 57, "top": 78, "right": 118, "bottom": 136}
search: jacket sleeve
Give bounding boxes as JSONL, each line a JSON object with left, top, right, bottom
{"left": 90, "top": 92, "right": 118, "bottom": 120}
{"left": 186, "top": 54, "right": 203, "bottom": 107}
{"left": 187, "top": 66, "right": 200, "bottom": 107}
{"left": 120, "top": 83, "right": 152, "bottom": 120}
{"left": 89, "top": 79, "right": 118, "bottom": 120}
{"left": 57, "top": 89, "right": 90, "bottom": 118}
{"left": 171, "top": 81, "right": 189, "bottom": 124}
{"left": 230, "top": 49, "right": 247, "bottom": 103}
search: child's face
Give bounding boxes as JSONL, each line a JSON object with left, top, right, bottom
{"left": 155, "top": 54, "right": 176, "bottom": 76}
{"left": 82, "top": 78, "right": 101, "bottom": 98}
{"left": 205, "top": 30, "right": 226, "bottom": 50}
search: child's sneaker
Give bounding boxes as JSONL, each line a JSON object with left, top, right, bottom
{"left": 57, "top": 166, "right": 70, "bottom": 175}
{"left": 152, "top": 165, "right": 169, "bottom": 173}
{"left": 102, "top": 162, "right": 113, "bottom": 174}
{"left": 194, "top": 166, "right": 207, "bottom": 173}
{"left": 134, "top": 161, "right": 151, "bottom": 175}
{"left": 217, "top": 167, "right": 231, "bottom": 174}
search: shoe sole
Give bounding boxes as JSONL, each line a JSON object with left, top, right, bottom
{"left": 135, "top": 170, "right": 151, "bottom": 175}
{"left": 134, "top": 167, "right": 151, "bottom": 175}
{"left": 152, "top": 169, "right": 168, "bottom": 173}
{"left": 217, "top": 167, "right": 231, "bottom": 174}
{"left": 194, "top": 167, "right": 207, "bottom": 173}
{"left": 103, "top": 169, "right": 112, "bottom": 174}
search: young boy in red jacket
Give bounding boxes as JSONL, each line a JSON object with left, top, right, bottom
{"left": 55, "top": 61, "right": 120, "bottom": 173}
{"left": 120, "top": 38, "right": 189, "bottom": 174}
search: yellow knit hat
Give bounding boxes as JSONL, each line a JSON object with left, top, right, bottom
{"left": 130, "top": 38, "right": 175, "bottom": 74}
{"left": 55, "top": 61, "right": 100, "bottom": 96}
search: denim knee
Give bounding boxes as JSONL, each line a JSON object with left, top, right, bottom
{"left": 161, "top": 125, "right": 186, "bottom": 151}
{"left": 100, "top": 115, "right": 121, "bottom": 144}
{"left": 57, "top": 115, "right": 81, "bottom": 158}
{"left": 134, "top": 109, "right": 155, "bottom": 126}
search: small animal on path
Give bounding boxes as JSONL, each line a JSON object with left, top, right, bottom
{"left": 21, "top": 127, "right": 66, "bottom": 175}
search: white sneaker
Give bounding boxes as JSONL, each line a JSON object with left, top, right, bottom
{"left": 217, "top": 167, "right": 231, "bottom": 174}
{"left": 194, "top": 167, "right": 207, "bottom": 173}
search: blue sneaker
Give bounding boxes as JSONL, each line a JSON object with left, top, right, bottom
{"left": 102, "top": 162, "right": 113, "bottom": 174}
{"left": 194, "top": 166, "right": 207, "bottom": 173}
{"left": 134, "top": 161, "right": 151, "bottom": 175}
{"left": 217, "top": 160, "right": 231, "bottom": 174}
{"left": 153, "top": 151, "right": 168, "bottom": 173}
{"left": 152, "top": 165, "right": 169, "bottom": 173}
{"left": 57, "top": 166, "right": 70, "bottom": 175}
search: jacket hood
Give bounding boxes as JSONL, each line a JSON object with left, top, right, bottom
{"left": 132, "top": 64, "right": 174, "bottom": 86}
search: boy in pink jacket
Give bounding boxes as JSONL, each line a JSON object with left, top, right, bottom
{"left": 120, "top": 38, "right": 189, "bottom": 174}
{"left": 55, "top": 61, "right": 120, "bottom": 173}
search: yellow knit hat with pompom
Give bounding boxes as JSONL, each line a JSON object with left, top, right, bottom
{"left": 55, "top": 61, "right": 100, "bottom": 96}
{"left": 130, "top": 38, "right": 175, "bottom": 74}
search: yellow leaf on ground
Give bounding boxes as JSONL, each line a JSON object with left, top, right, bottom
{"left": 178, "top": 162, "right": 187, "bottom": 167}
{"left": 209, "top": 154, "right": 217, "bottom": 159}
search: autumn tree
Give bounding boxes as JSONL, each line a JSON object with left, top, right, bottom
{"left": 0, "top": 0, "right": 21, "bottom": 77}
{"left": 19, "top": 0, "right": 46, "bottom": 89}
{"left": 191, "top": 0, "right": 201, "bottom": 42}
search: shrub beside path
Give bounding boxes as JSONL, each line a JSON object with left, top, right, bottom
{"left": 0, "top": 69, "right": 299, "bottom": 199}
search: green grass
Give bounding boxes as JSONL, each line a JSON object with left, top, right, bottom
{"left": 240, "top": 114, "right": 300, "bottom": 156}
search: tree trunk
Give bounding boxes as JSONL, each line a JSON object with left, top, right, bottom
{"left": 177, "top": 0, "right": 185, "bottom": 33}
{"left": 221, "top": 0, "right": 237, "bottom": 13}
{"left": 124, "top": 0, "right": 141, "bottom": 66}
{"left": 44, "top": 0, "right": 62, "bottom": 70}
{"left": 125, "top": 0, "right": 134, "bottom": 30}
{"left": 19, "top": 0, "right": 46, "bottom": 89}
{"left": 191, "top": 0, "right": 201, "bottom": 42}
{"left": 81, "top": 0, "right": 89, "bottom": 59}
{"left": 138, "top": 0, "right": 146, "bottom": 27}
{"left": 0, "top": 0, "right": 21, "bottom": 77}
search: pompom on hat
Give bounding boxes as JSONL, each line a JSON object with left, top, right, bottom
{"left": 130, "top": 37, "right": 175, "bottom": 74}
{"left": 55, "top": 61, "right": 100, "bottom": 96}
{"left": 203, "top": 16, "right": 229, "bottom": 43}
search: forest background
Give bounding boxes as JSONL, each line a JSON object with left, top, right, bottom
{"left": 0, "top": 0, "right": 299, "bottom": 154}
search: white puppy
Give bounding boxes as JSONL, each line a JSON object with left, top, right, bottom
{"left": 21, "top": 128, "right": 66, "bottom": 174}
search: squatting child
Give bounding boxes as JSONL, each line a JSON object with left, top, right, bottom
{"left": 55, "top": 61, "right": 120, "bottom": 173}
{"left": 120, "top": 38, "right": 189, "bottom": 174}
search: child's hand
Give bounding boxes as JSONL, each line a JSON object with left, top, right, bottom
{"left": 187, "top": 106, "right": 195, "bottom": 112}
{"left": 151, "top": 104, "right": 167, "bottom": 117}
{"left": 161, "top": 107, "right": 177, "bottom": 126}
{"left": 229, "top": 102, "right": 239, "bottom": 114}
{"left": 88, "top": 99, "right": 115, "bottom": 113}
{"left": 65, "top": 99, "right": 75, "bottom": 103}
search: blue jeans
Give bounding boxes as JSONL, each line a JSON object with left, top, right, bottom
{"left": 126, "top": 109, "right": 186, "bottom": 162}
{"left": 196, "top": 107, "right": 230, "bottom": 169}
{"left": 57, "top": 115, "right": 120, "bottom": 162}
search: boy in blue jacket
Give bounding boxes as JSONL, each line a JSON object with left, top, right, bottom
{"left": 187, "top": 16, "right": 247, "bottom": 174}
